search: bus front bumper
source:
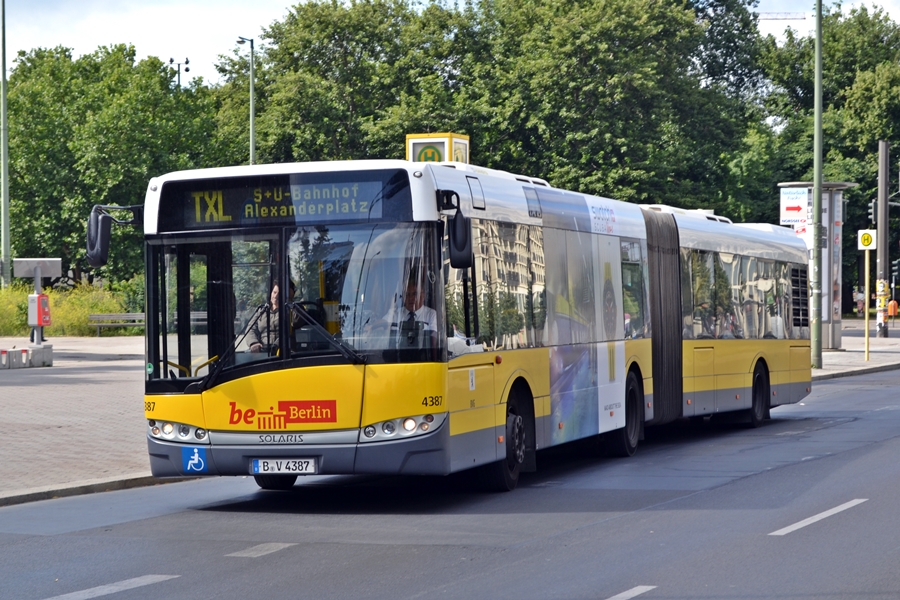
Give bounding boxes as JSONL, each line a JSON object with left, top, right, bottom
{"left": 147, "top": 418, "right": 450, "bottom": 478}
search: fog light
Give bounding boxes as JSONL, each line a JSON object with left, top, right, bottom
{"left": 382, "top": 421, "right": 396, "bottom": 435}
{"left": 178, "top": 425, "right": 191, "bottom": 438}
{"left": 419, "top": 423, "right": 429, "bottom": 432}
{"left": 364, "top": 425, "right": 376, "bottom": 438}
{"left": 162, "top": 422, "right": 174, "bottom": 436}
{"left": 402, "top": 418, "right": 416, "bottom": 432}
{"left": 151, "top": 426, "right": 161, "bottom": 436}
{"left": 195, "top": 428, "right": 207, "bottom": 440}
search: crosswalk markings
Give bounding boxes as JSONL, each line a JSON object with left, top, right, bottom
{"left": 41, "top": 575, "right": 179, "bottom": 600}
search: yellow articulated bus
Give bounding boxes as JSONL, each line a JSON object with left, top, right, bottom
{"left": 88, "top": 160, "right": 811, "bottom": 491}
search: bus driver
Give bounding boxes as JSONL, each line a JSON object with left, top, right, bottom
{"left": 383, "top": 279, "right": 437, "bottom": 331}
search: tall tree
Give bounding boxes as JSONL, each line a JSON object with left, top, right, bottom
{"left": 7, "top": 44, "right": 215, "bottom": 283}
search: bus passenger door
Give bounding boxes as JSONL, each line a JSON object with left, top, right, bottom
{"left": 447, "top": 354, "right": 496, "bottom": 471}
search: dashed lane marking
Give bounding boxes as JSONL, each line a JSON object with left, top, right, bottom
{"left": 226, "top": 542, "right": 297, "bottom": 557}
{"left": 769, "top": 499, "right": 868, "bottom": 536}
{"left": 41, "top": 575, "right": 179, "bottom": 600}
{"left": 606, "top": 586, "right": 657, "bottom": 599}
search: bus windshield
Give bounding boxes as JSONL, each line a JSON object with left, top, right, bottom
{"left": 145, "top": 222, "right": 445, "bottom": 390}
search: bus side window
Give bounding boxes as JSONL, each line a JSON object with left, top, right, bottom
{"left": 619, "top": 240, "right": 643, "bottom": 340}
{"left": 716, "top": 252, "right": 741, "bottom": 339}
{"left": 680, "top": 248, "right": 693, "bottom": 339}
{"left": 692, "top": 250, "right": 715, "bottom": 339}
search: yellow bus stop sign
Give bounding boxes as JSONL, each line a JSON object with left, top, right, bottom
{"left": 858, "top": 229, "right": 876, "bottom": 250}
{"left": 415, "top": 144, "right": 443, "bottom": 162}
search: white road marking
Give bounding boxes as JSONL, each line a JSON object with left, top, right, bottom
{"left": 606, "top": 586, "right": 657, "bottom": 599}
{"left": 769, "top": 499, "right": 868, "bottom": 536}
{"left": 42, "top": 575, "right": 179, "bottom": 600}
{"left": 226, "top": 542, "right": 297, "bottom": 557}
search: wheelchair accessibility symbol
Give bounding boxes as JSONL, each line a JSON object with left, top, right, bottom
{"left": 182, "top": 447, "right": 208, "bottom": 473}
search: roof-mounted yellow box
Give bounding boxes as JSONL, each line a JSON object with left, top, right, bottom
{"left": 406, "top": 133, "right": 469, "bottom": 163}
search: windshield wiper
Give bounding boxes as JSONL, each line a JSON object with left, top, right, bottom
{"left": 288, "top": 302, "right": 366, "bottom": 365}
{"left": 197, "top": 303, "right": 268, "bottom": 391}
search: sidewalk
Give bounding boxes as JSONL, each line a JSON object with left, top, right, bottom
{"left": 812, "top": 319, "right": 900, "bottom": 380}
{"left": 1, "top": 323, "right": 899, "bottom": 507}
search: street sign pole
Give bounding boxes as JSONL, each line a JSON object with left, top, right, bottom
{"left": 865, "top": 248, "right": 870, "bottom": 361}
{"left": 859, "top": 229, "right": 876, "bottom": 361}
{"left": 876, "top": 141, "right": 890, "bottom": 337}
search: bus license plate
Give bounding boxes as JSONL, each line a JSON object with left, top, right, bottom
{"left": 251, "top": 458, "right": 317, "bottom": 475}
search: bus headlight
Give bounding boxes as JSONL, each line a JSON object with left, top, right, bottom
{"left": 148, "top": 420, "right": 210, "bottom": 444}
{"left": 359, "top": 413, "right": 446, "bottom": 443}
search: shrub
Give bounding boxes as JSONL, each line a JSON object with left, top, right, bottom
{"left": 0, "top": 283, "right": 29, "bottom": 336}
{"left": 0, "top": 284, "right": 140, "bottom": 337}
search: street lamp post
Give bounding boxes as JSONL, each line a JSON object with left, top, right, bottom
{"left": 811, "top": 0, "right": 823, "bottom": 367}
{"left": 0, "top": 0, "right": 9, "bottom": 288}
{"left": 169, "top": 57, "right": 190, "bottom": 87}
{"left": 237, "top": 36, "right": 255, "bottom": 165}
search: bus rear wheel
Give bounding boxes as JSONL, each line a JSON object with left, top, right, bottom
{"left": 606, "top": 370, "right": 642, "bottom": 457}
{"left": 479, "top": 395, "right": 526, "bottom": 492}
{"left": 749, "top": 362, "right": 769, "bottom": 428}
{"left": 254, "top": 474, "right": 298, "bottom": 490}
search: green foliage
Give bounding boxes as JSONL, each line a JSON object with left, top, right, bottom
{"left": 0, "top": 283, "right": 30, "bottom": 336}
{"left": 45, "top": 286, "right": 131, "bottom": 336}
{"left": 8, "top": 0, "right": 900, "bottom": 325}
{"left": 7, "top": 44, "right": 216, "bottom": 284}
{"left": 110, "top": 273, "right": 146, "bottom": 314}
{"left": 0, "top": 285, "right": 129, "bottom": 337}
{"left": 755, "top": 4, "right": 900, "bottom": 295}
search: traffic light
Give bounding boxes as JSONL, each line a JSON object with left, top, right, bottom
{"left": 868, "top": 199, "right": 878, "bottom": 224}
{"left": 893, "top": 258, "right": 900, "bottom": 280}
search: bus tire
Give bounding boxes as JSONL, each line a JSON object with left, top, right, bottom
{"left": 479, "top": 394, "right": 526, "bottom": 492}
{"left": 607, "top": 370, "right": 642, "bottom": 457}
{"left": 254, "top": 474, "right": 298, "bottom": 490}
{"left": 749, "top": 362, "right": 769, "bottom": 428}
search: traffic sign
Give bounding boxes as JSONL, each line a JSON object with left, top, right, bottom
{"left": 780, "top": 188, "right": 808, "bottom": 225}
{"left": 858, "top": 229, "right": 877, "bottom": 250}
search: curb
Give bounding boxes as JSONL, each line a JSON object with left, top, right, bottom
{"left": 812, "top": 362, "right": 900, "bottom": 382}
{"left": 0, "top": 475, "right": 191, "bottom": 508}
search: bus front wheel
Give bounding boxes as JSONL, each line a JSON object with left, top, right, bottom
{"left": 606, "top": 370, "right": 642, "bottom": 457}
{"left": 254, "top": 474, "right": 298, "bottom": 490}
{"left": 479, "top": 395, "right": 526, "bottom": 492}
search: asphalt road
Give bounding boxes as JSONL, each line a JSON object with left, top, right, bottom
{"left": 2, "top": 369, "right": 900, "bottom": 600}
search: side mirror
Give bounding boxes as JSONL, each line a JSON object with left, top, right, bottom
{"left": 86, "top": 206, "right": 113, "bottom": 267}
{"left": 437, "top": 189, "right": 460, "bottom": 211}
{"left": 449, "top": 210, "right": 473, "bottom": 269}
{"left": 85, "top": 204, "right": 144, "bottom": 268}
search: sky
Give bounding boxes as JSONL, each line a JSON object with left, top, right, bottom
{"left": 5, "top": 0, "right": 293, "bottom": 84}
{"left": 5, "top": 0, "right": 900, "bottom": 86}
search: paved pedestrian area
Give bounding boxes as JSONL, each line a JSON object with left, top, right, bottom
{"left": 1, "top": 320, "right": 899, "bottom": 506}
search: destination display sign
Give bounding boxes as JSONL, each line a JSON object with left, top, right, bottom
{"left": 157, "top": 169, "right": 411, "bottom": 232}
